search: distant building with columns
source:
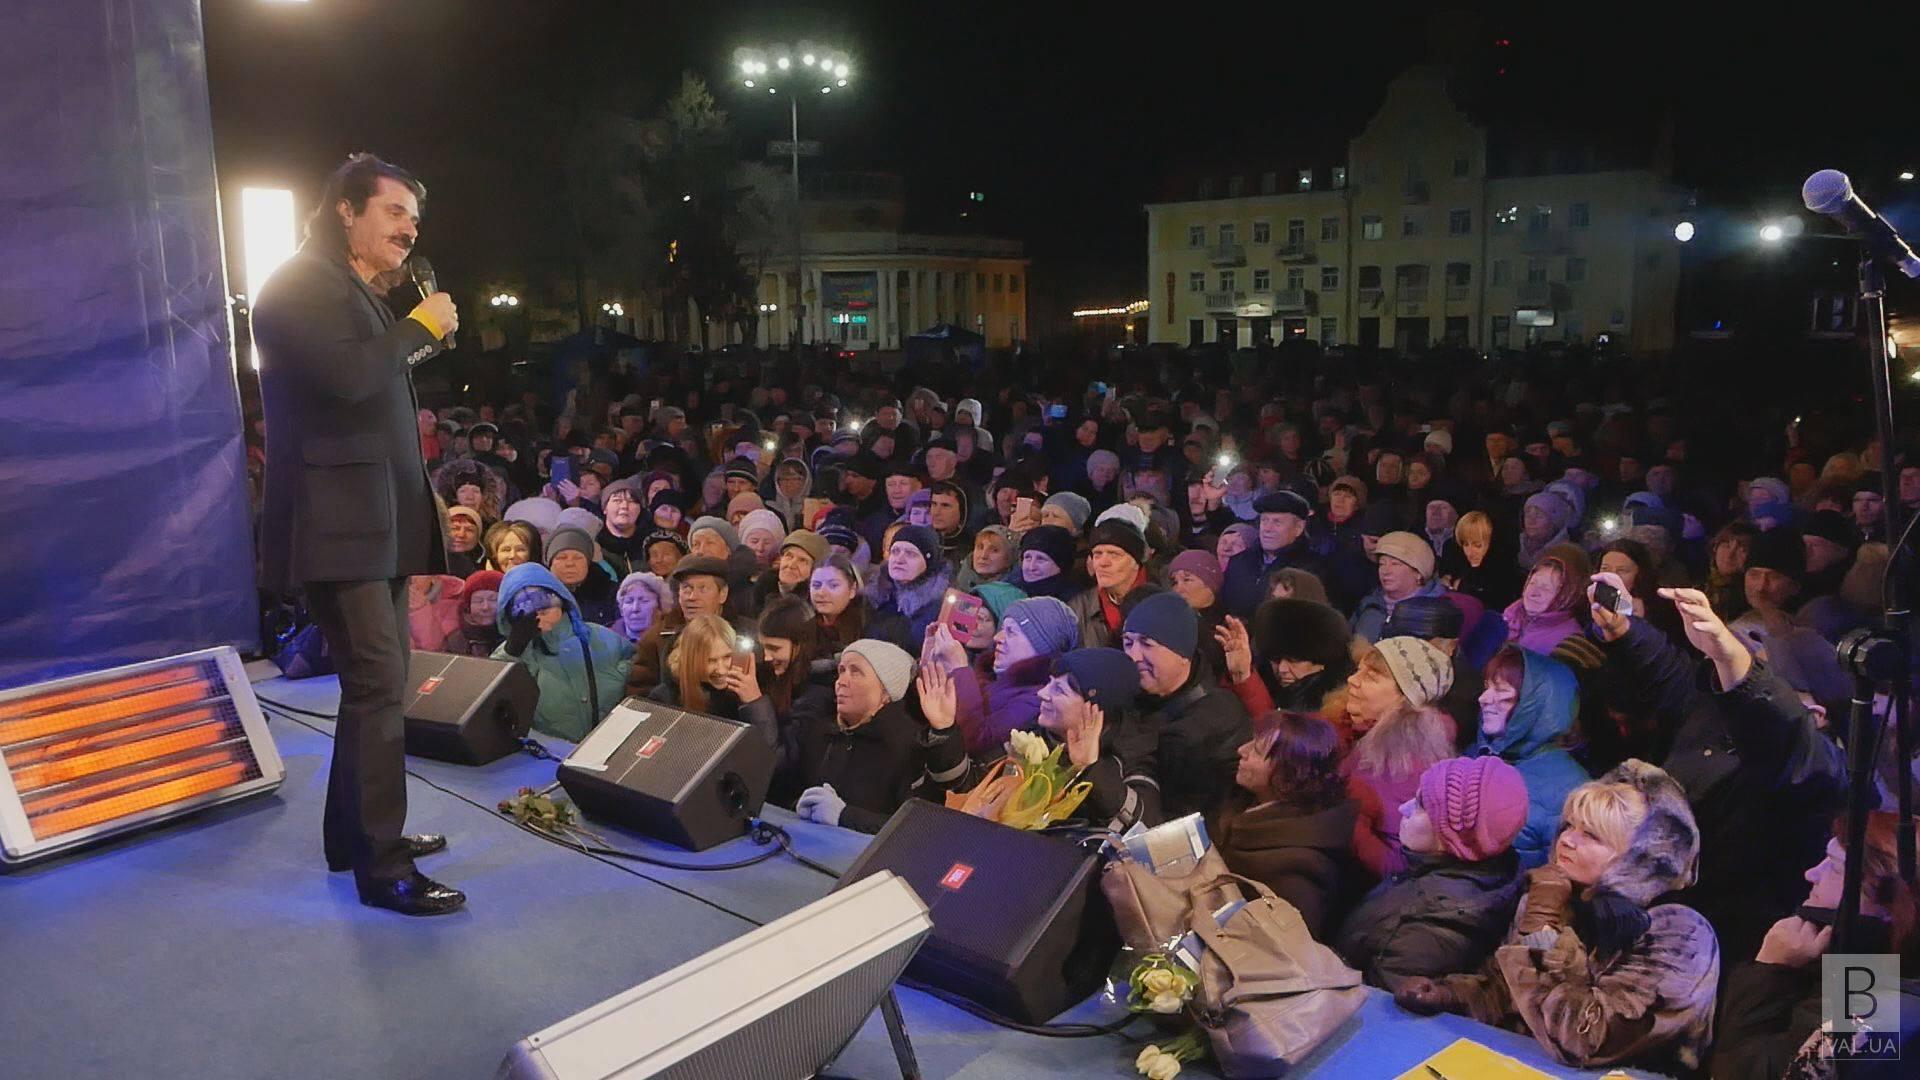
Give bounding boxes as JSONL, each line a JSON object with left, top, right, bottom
{"left": 744, "top": 173, "right": 1030, "bottom": 350}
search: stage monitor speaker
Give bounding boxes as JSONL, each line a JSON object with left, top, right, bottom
{"left": 498, "top": 870, "right": 931, "bottom": 1080}
{"left": 555, "top": 698, "right": 774, "bottom": 851}
{"left": 403, "top": 651, "right": 537, "bottom": 765}
{"left": 833, "top": 800, "right": 1118, "bottom": 1023}
{"left": 0, "top": 646, "right": 285, "bottom": 867}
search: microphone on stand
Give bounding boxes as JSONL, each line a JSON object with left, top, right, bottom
{"left": 406, "top": 255, "right": 455, "bottom": 347}
{"left": 1801, "top": 169, "right": 1920, "bottom": 278}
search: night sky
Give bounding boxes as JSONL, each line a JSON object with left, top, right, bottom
{"left": 204, "top": 1, "right": 1915, "bottom": 327}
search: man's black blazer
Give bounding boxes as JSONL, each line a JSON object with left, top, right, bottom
{"left": 253, "top": 244, "right": 447, "bottom": 593}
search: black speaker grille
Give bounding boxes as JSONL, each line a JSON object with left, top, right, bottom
{"left": 608, "top": 707, "right": 740, "bottom": 802}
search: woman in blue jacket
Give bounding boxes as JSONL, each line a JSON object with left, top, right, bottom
{"left": 1469, "top": 646, "right": 1591, "bottom": 870}
{"left": 493, "top": 562, "right": 634, "bottom": 741}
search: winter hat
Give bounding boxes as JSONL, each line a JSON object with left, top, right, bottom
{"left": 1545, "top": 480, "right": 1587, "bottom": 524}
{"left": 1168, "top": 549, "right": 1225, "bottom": 596}
{"left": 724, "top": 459, "right": 761, "bottom": 487}
{"left": 1746, "top": 526, "right": 1807, "bottom": 579}
{"left": 1087, "top": 519, "right": 1149, "bottom": 565}
{"left": 843, "top": 639, "right": 915, "bottom": 702}
{"left": 1020, "top": 525, "right": 1078, "bottom": 573}
{"left": 1418, "top": 756, "right": 1529, "bottom": 862}
{"left": 503, "top": 497, "right": 562, "bottom": 534}
{"left": 643, "top": 529, "right": 690, "bottom": 556}
{"left": 1253, "top": 599, "right": 1352, "bottom": 670}
{"left": 1748, "top": 476, "right": 1792, "bottom": 509}
{"left": 460, "top": 570, "right": 505, "bottom": 618}
{"left": 819, "top": 522, "right": 861, "bottom": 553}
{"left": 727, "top": 492, "right": 766, "bottom": 518}
{"left": 739, "top": 508, "right": 787, "bottom": 544}
{"left": 601, "top": 477, "right": 643, "bottom": 506}
{"left": 1373, "top": 531, "right": 1436, "bottom": 581}
{"left": 1087, "top": 448, "right": 1121, "bottom": 478}
{"left": 669, "top": 553, "right": 732, "bottom": 583}
{"left": 1004, "top": 596, "right": 1078, "bottom": 656}
{"left": 781, "top": 529, "right": 829, "bottom": 565}
{"left": 1220, "top": 523, "right": 1258, "bottom": 554}
{"left": 1122, "top": 591, "right": 1200, "bottom": 660}
{"left": 544, "top": 526, "right": 596, "bottom": 566}
{"left": 1523, "top": 491, "right": 1574, "bottom": 533}
{"left": 1252, "top": 489, "right": 1315, "bottom": 519}
{"left": 1096, "top": 501, "right": 1150, "bottom": 534}
{"left": 1802, "top": 509, "right": 1859, "bottom": 553}
{"left": 556, "top": 507, "right": 604, "bottom": 537}
{"left": 1373, "top": 636, "right": 1455, "bottom": 707}
{"left": 1057, "top": 647, "right": 1142, "bottom": 708}
{"left": 1382, "top": 595, "right": 1465, "bottom": 640}
{"left": 649, "top": 487, "right": 688, "bottom": 512}
{"left": 687, "top": 516, "right": 740, "bottom": 551}
{"left": 616, "top": 571, "right": 675, "bottom": 611}
{"left": 971, "top": 582, "right": 1025, "bottom": 622}
{"left": 446, "top": 505, "right": 484, "bottom": 532}
{"left": 1043, "top": 491, "right": 1093, "bottom": 532}
{"left": 1422, "top": 430, "right": 1454, "bottom": 455}
{"left": 892, "top": 524, "right": 943, "bottom": 567}
{"left": 1329, "top": 475, "right": 1369, "bottom": 505}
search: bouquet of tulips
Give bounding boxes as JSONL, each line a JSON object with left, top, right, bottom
{"left": 1126, "top": 953, "right": 1208, "bottom": 1077}
{"left": 945, "top": 728, "right": 1092, "bottom": 830}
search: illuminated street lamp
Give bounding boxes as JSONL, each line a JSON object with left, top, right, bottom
{"left": 1673, "top": 221, "right": 1695, "bottom": 243}
{"left": 489, "top": 292, "right": 521, "bottom": 308}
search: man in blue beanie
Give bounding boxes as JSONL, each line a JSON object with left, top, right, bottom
{"left": 1121, "top": 591, "right": 1249, "bottom": 819}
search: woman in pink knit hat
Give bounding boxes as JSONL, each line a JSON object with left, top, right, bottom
{"left": 1333, "top": 755, "right": 1529, "bottom": 990}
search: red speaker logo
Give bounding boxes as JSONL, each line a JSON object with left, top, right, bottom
{"left": 418, "top": 677, "right": 443, "bottom": 696}
{"left": 638, "top": 736, "right": 666, "bottom": 759}
{"left": 939, "top": 863, "right": 974, "bottom": 890}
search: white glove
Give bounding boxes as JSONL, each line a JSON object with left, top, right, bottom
{"left": 794, "top": 783, "right": 846, "bottom": 828}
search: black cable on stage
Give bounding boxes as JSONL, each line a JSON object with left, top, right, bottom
{"left": 899, "top": 979, "right": 1141, "bottom": 1039}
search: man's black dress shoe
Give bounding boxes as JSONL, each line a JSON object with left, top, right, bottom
{"left": 357, "top": 872, "right": 467, "bottom": 916}
{"left": 327, "top": 834, "right": 448, "bottom": 872}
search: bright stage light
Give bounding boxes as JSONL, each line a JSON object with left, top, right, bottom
{"left": 1673, "top": 221, "right": 1695, "bottom": 242}
{"left": 1902, "top": 171, "right": 1915, "bottom": 182}
{"left": 836, "top": 64, "right": 849, "bottom": 78}
{"left": 240, "top": 186, "right": 297, "bottom": 371}
{"left": 744, "top": 79, "right": 754, "bottom": 88}
{"left": 1759, "top": 222, "right": 1785, "bottom": 243}
{"left": 776, "top": 56, "right": 790, "bottom": 70}
{"left": 803, "top": 54, "right": 816, "bottom": 66}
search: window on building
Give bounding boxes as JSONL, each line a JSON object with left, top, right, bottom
{"left": 1009, "top": 274, "right": 1020, "bottom": 293}
{"left": 1566, "top": 257, "right": 1587, "bottom": 283}
{"left": 1260, "top": 171, "right": 1277, "bottom": 195}
{"left": 1491, "top": 260, "right": 1511, "bottom": 286}
{"left": 1252, "top": 221, "right": 1271, "bottom": 244}
{"left": 1490, "top": 315, "right": 1511, "bottom": 344}
{"left": 976, "top": 272, "right": 987, "bottom": 292}
{"left": 1361, "top": 214, "right": 1383, "bottom": 240}
{"left": 1445, "top": 262, "right": 1471, "bottom": 286}
{"left": 1358, "top": 265, "right": 1382, "bottom": 289}
{"left": 1252, "top": 268, "right": 1270, "bottom": 291}
{"left": 1218, "top": 223, "right": 1236, "bottom": 246}
{"left": 993, "top": 273, "right": 1004, "bottom": 294}
{"left": 1332, "top": 166, "right": 1348, "bottom": 189}
{"left": 1452, "top": 155, "right": 1471, "bottom": 178}
{"left": 1611, "top": 308, "right": 1626, "bottom": 327}
{"left": 1401, "top": 213, "right": 1423, "bottom": 238}
{"left": 1227, "top": 175, "right": 1245, "bottom": 198}
{"left": 1526, "top": 258, "right": 1548, "bottom": 284}
{"left": 1448, "top": 208, "right": 1472, "bottom": 236}
{"left": 1320, "top": 265, "right": 1340, "bottom": 291}
{"left": 1188, "top": 225, "right": 1205, "bottom": 247}
{"left": 1319, "top": 317, "right": 1338, "bottom": 345}
{"left": 1286, "top": 218, "right": 1306, "bottom": 246}
{"left": 1528, "top": 205, "right": 1552, "bottom": 232}
{"left": 1445, "top": 315, "right": 1470, "bottom": 341}
{"left": 1219, "top": 270, "right": 1236, "bottom": 292}
{"left": 1321, "top": 217, "right": 1341, "bottom": 242}
{"left": 1570, "top": 202, "right": 1591, "bottom": 228}
{"left": 1010, "top": 318, "right": 1019, "bottom": 340}
{"left": 1189, "top": 319, "right": 1205, "bottom": 347}
{"left": 1197, "top": 178, "right": 1214, "bottom": 199}
{"left": 1285, "top": 267, "right": 1305, "bottom": 290}
{"left": 1297, "top": 168, "right": 1313, "bottom": 191}
{"left": 1188, "top": 271, "right": 1205, "bottom": 293}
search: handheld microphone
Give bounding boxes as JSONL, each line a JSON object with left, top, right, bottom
{"left": 1801, "top": 170, "right": 1920, "bottom": 278}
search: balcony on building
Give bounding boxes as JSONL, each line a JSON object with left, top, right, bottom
{"left": 1445, "top": 282, "right": 1471, "bottom": 303}
{"left": 1358, "top": 287, "right": 1385, "bottom": 308}
{"left": 1273, "top": 288, "right": 1316, "bottom": 313}
{"left": 1207, "top": 243, "right": 1246, "bottom": 267}
{"left": 1402, "top": 180, "right": 1430, "bottom": 205}
{"left": 1205, "top": 290, "right": 1242, "bottom": 313}
{"left": 1275, "top": 239, "right": 1318, "bottom": 263}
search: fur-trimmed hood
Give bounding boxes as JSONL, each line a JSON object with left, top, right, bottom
{"left": 434, "top": 457, "right": 510, "bottom": 513}
{"left": 1594, "top": 758, "right": 1701, "bottom": 906}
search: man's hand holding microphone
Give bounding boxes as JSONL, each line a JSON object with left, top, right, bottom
{"left": 407, "top": 292, "right": 459, "bottom": 345}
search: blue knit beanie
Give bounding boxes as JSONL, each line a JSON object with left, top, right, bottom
{"left": 1004, "top": 596, "right": 1078, "bottom": 657}
{"left": 1122, "top": 590, "right": 1199, "bottom": 660}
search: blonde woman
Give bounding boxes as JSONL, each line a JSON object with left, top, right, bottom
{"left": 648, "top": 614, "right": 767, "bottom": 727}
{"left": 1438, "top": 510, "right": 1520, "bottom": 610}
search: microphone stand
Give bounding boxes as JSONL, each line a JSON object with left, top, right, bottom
{"left": 1832, "top": 250, "right": 1918, "bottom": 961}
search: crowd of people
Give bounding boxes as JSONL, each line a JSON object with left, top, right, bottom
{"left": 253, "top": 340, "right": 1920, "bottom": 1077}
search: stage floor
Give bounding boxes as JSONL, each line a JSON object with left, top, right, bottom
{"left": 0, "top": 676, "right": 1648, "bottom": 1079}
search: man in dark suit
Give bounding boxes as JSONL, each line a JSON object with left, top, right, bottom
{"left": 253, "top": 153, "right": 465, "bottom": 916}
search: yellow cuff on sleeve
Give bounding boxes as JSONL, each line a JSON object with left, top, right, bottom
{"left": 408, "top": 310, "right": 447, "bottom": 340}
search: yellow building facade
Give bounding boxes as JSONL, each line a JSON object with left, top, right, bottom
{"left": 1147, "top": 66, "right": 1688, "bottom": 354}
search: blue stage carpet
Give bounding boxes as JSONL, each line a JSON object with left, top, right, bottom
{"left": 0, "top": 676, "right": 1648, "bottom": 1078}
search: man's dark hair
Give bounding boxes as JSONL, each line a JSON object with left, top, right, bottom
{"left": 305, "top": 152, "right": 427, "bottom": 251}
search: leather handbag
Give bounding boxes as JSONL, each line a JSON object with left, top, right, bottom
{"left": 1185, "top": 872, "right": 1367, "bottom": 1078}
{"left": 1100, "top": 844, "right": 1232, "bottom": 952}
